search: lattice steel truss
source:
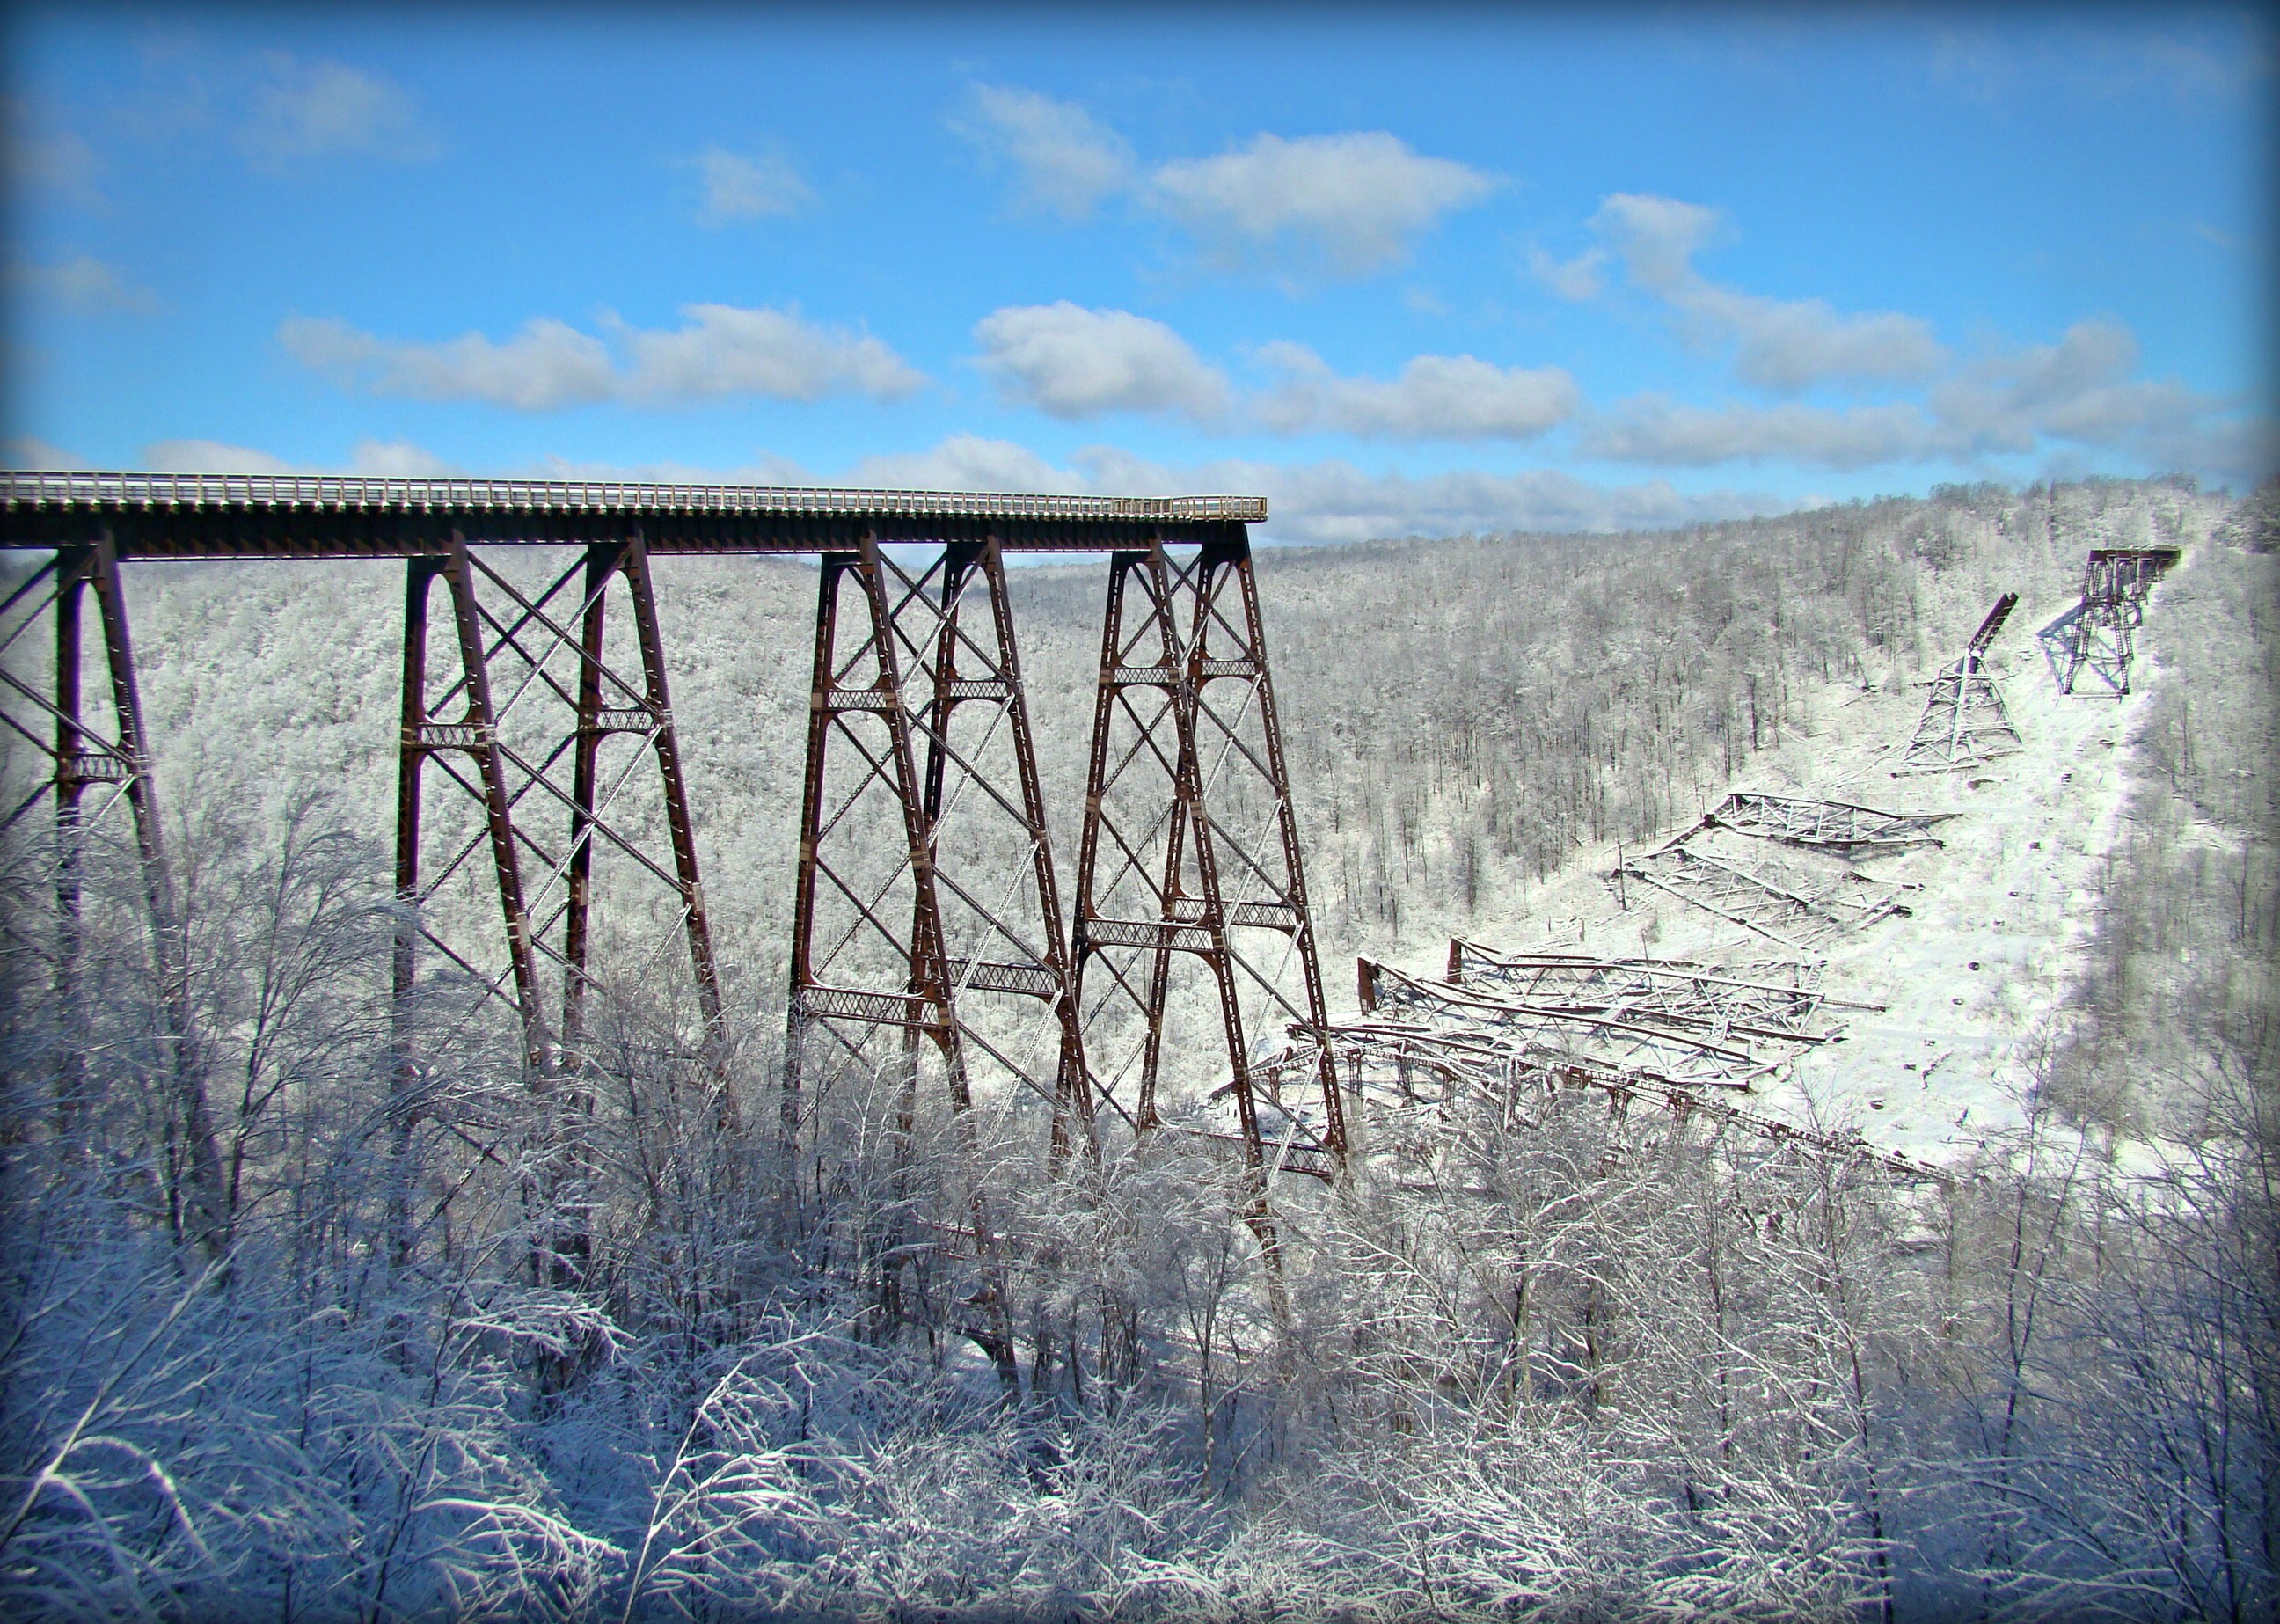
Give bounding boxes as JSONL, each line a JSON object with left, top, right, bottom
{"left": 4, "top": 482, "right": 1351, "bottom": 1246}
{"left": 1313, "top": 1020, "right": 1944, "bottom": 1184}
{"left": 0, "top": 537, "right": 226, "bottom": 1249}
{"left": 2038, "top": 547, "right": 2180, "bottom": 698}
{"left": 1356, "top": 955, "right": 1795, "bottom": 1087}
{"left": 1901, "top": 594, "right": 2023, "bottom": 771}
{"left": 391, "top": 534, "right": 731, "bottom": 1104}
{"left": 1070, "top": 539, "right": 1342, "bottom": 1178}
{"left": 1698, "top": 793, "right": 1955, "bottom": 854}
{"left": 782, "top": 538, "right": 1089, "bottom": 1181}
{"left": 1441, "top": 941, "right": 1870, "bottom": 1046}
{"left": 1616, "top": 845, "right": 1908, "bottom": 948}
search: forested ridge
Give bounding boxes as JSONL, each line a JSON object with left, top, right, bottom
{"left": 0, "top": 475, "right": 2272, "bottom": 1620}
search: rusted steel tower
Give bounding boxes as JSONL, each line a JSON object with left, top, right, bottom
{"left": 2038, "top": 546, "right": 2180, "bottom": 697}
{"left": 780, "top": 537, "right": 1089, "bottom": 1177}
{"left": 1901, "top": 593, "right": 2023, "bottom": 771}
{"left": 1070, "top": 538, "right": 1343, "bottom": 1175}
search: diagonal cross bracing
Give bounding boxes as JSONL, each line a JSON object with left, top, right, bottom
{"left": 782, "top": 538, "right": 1092, "bottom": 1174}
{"left": 1439, "top": 940, "right": 1867, "bottom": 1044}
{"left": 389, "top": 534, "right": 731, "bottom": 1130}
{"left": 5, "top": 477, "right": 1343, "bottom": 1249}
{"left": 2038, "top": 546, "right": 2180, "bottom": 698}
{"left": 1356, "top": 955, "right": 1787, "bottom": 1088}
{"left": 1699, "top": 793, "right": 1954, "bottom": 852}
{"left": 1070, "top": 538, "right": 1341, "bottom": 1186}
{"left": 1616, "top": 845, "right": 1907, "bottom": 947}
{"left": 1901, "top": 593, "right": 2024, "bottom": 771}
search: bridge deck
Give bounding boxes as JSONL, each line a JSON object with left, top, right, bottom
{"left": 0, "top": 472, "right": 1264, "bottom": 557}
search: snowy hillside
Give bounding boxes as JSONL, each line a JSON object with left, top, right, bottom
{"left": 1370, "top": 567, "right": 2182, "bottom": 1168}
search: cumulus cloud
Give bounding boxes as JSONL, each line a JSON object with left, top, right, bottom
{"left": 1575, "top": 317, "right": 2275, "bottom": 485}
{"left": 611, "top": 304, "right": 924, "bottom": 403}
{"left": 11, "top": 255, "right": 157, "bottom": 313}
{"left": 1074, "top": 445, "right": 1791, "bottom": 542}
{"left": 1145, "top": 132, "right": 1499, "bottom": 277}
{"left": 691, "top": 146, "right": 813, "bottom": 224}
{"left": 1931, "top": 318, "right": 2275, "bottom": 485}
{"left": 1566, "top": 193, "right": 1947, "bottom": 393}
{"left": 847, "top": 434, "right": 1086, "bottom": 494}
{"left": 1581, "top": 397, "right": 1942, "bottom": 469}
{"left": 281, "top": 304, "right": 924, "bottom": 412}
{"left": 4, "top": 436, "right": 91, "bottom": 470}
{"left": 4, "top": 99, "right": 106, "bottom": 209}
{"left": 973, "top": 302, "right": 1228, "bottom": 422}
{"left": 235, "top": 55, "right": 441, "bottom": 168}
{"left": 1254, "top": 343, "right": 1579, "bottom": 440}
{"left": 957, "top": 86, "right": 1136, "bottom": 220}
{"left": 140, "top": 438, "right": 460, "bottom": 477}
{"left": 281, "top": 315, "right": 617, "bottom": 411}
{"left": 1526, "top": 245, "right": 1608, "bottom": 303}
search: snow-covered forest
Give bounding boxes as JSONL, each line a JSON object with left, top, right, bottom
{"left": 2, "top": 474, "right": 2274, "bottom": 1620}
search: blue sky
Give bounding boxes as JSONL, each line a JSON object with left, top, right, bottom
{"left": 4, "top": 4, "right": 2272, "bottom": 541}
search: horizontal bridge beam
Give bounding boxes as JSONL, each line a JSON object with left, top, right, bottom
{"left": 1, "top": 472, "right": 1265, "bottom": 558}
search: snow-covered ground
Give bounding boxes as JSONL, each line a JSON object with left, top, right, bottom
{"left": 1355, "top": 567, "right": 2181, "bottom": 1169}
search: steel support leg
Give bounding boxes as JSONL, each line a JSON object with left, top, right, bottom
{"left": 783, "top": 538, "right": 964, "bottom": 1154}
{"left": 1071, "top": 532, "right": 1342, "bottom": 1174}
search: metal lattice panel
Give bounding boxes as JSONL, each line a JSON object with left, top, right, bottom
{"left": 1699, "top": 793, "right": 1955, "bottom": 853}
{"left": 781, "top": 538, "right": 1089, "bottom": 1172}
{"left": 1615, "top": 845, "right": 1907, "bottom": 948}
{"left": 1440, "top": 940, "right": 1865, "bottom": 1046}
{"left": 1070, "top": 540, "right": 1341, "bottom": 1177}
{"left": 2037, "top": 546, "right": 2180, "bottom": 698}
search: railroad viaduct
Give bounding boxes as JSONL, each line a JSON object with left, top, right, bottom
{"left": 0, "top": 472, "right": 1345, "bottom": 1198}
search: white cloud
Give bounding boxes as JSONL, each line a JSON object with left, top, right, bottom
{"left": 281, "top": 315, "right": 617, "bottom": 411}
{"left": 614, "top": 304, "right": 924, "bottom": 404}
{"left": 846, "top": 434, "right": 1085, "bottom": 494}
{"left": 142, "top": 439, "right": 305, "bottom": 474}
{"left": 1690, "top": 287, "right": 1949, "bottom": 394}
{"left": 517, "top": 451, "right": 812, "bottom": 486}
{"left": 3, "top": 435, "right": 91, "bottom": 470}
{"left": 11, "top": 255, "right": 157, "bottom": 313}
{"left": 1254, "top": 343, "right": 1578, "bottom": 440}
{"left": 4, "top": 99, "right": 106, "bottom": 209}
{"left": 236, "top": 55, "right": 441, "bottom": 169}
{"left": 281, "top": 305, "right": 924, "bottom": 412}
{"left": 1145, "top": 132, "right": 1500, "bottom": 277}
{"left": 140, "top": 438, "right": 461, "bottom": 476}
{"left": 958, "top": 86, "right": 1136, "bottom": 220}
{"left": 691, "top": 146, "right": 813, "bottom": 225}
{"left": 1526, "top": 245, "right": 1608, "bottom": 303}
{"left": 1074, "top": 445, "right": 1791, "bottom": 542}
{"left": 1930, "top": 318, "right": 2275, "bottom": 484}
{"left": 1572, "top": 193, "right": 1946, "bottom": 393}
{"left": 1581, "top": 397, "right": 1942, "bottom": 469}
{"left": 1573, "top": 318, "right": 2276, "bottom": 485}
{"left": 973, "top": 302, "right": 1228, "bottom": 422}
{"left": 343, "top": 439, "right": 460, "bottom": 478}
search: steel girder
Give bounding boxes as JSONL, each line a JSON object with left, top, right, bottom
{"left": 1897, "top": 594, "right": 2024, "bottom": 772}
{"left": 1698, "top": 793, "right": 1954, "bottom": 853}
{"left": 1440, "top": 941, "right": 1861, "bottom": 1044}
{"left": 4, "top": 506, "right": 1339, "bottom": 1242}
